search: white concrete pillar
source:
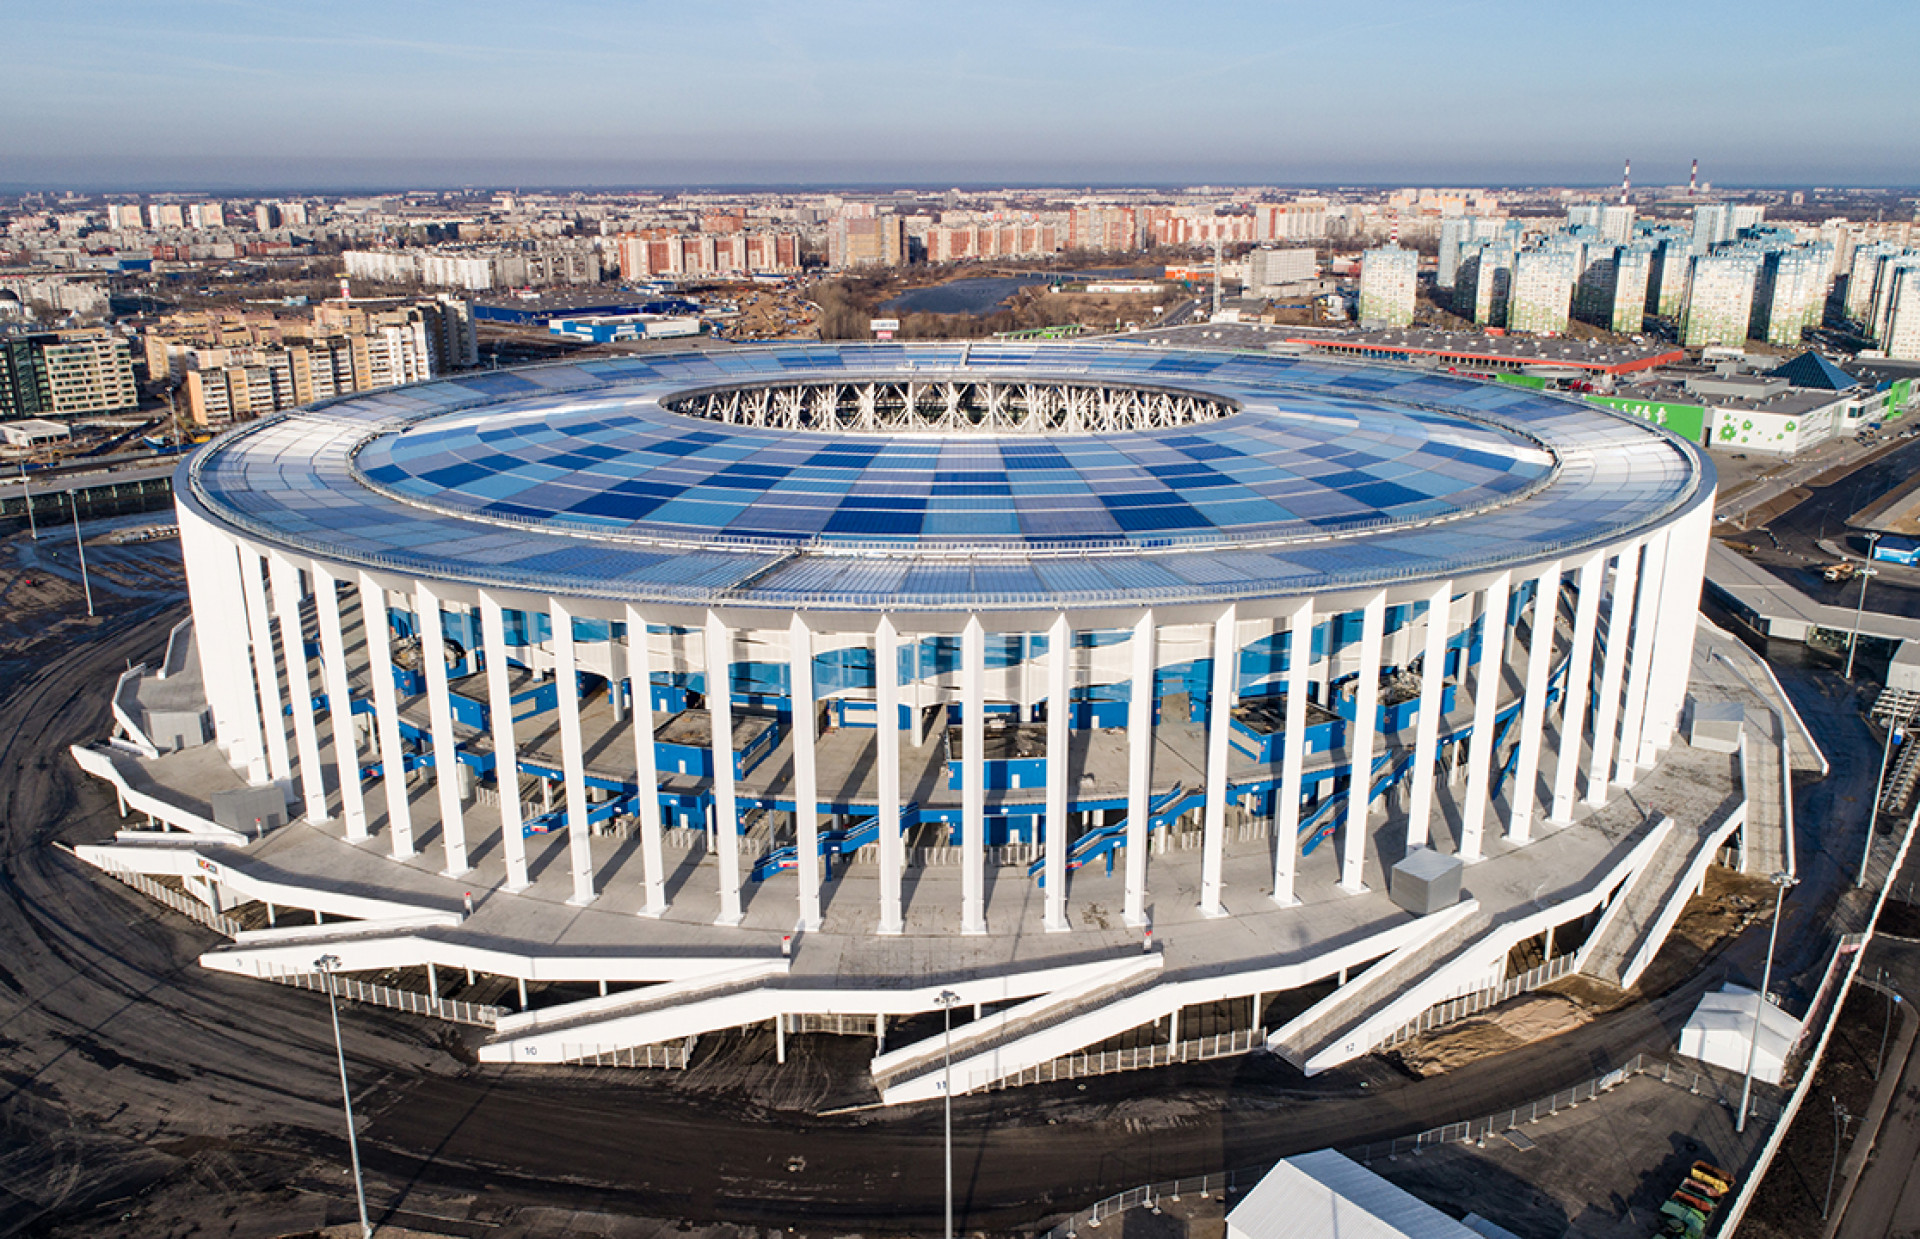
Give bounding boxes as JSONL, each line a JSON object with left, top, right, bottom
{"left": 1507, "top": 562, "right": 1562, "bottom": 844}
{"left": 269, "top": 553, "right": 329, "bottom": 822}
{"left": 313, "top": 566, "right": 368, "bottom": 838}
{"left": 178, "top": 515, "right": 266, "bottom": 779}
{"left": 238, "top": 546, "right": 292, "bottom": 781}
{"left": 1123, "top": 609, "right": 1154, "bottom": 928}
{"left": 1406, "top": 581, "right": 1452, "bottom": 851}
{"left": 1640, "top": 501, "right": 1712, "bottom": 764}
{"left": 417, "top": 583, "right": 470, "bottom": 876}
{"left": 625, "top": 605, "right": 667, "bottom": 917}
{"left": 1551, "top": 552, "right": 1606, "bottom": 824}
{"left": 707, "top": 611, "right": 744, "bottom": 926}
{"left": 789, "top": 614, "right": 822, "bottom": 931}
{"left": 960, "top": 616, "right": 987, "bottom": 935}
{"left": 1586, "top": 543, "right": 1639, "bottom": 808}
{"left": 479, "top": 591, "right": 529, "bottom": 891}
{"left": 359, "top": 573, "right": 414, "bottom": 858}
{"left": 875, "top": 616, "right": 905, "bottom": 935}
{"left": 549, "top": 599, "right": 595, "bottom": 906}
{"left": 1043, "top": 612, "right": 1071, "bottom": 933}
{"left": 1342, "top": 591, "right": 1387, "bottom": 890}
{"left": 1460, "top": 573, "right": 1510, "bottom": 863}
{"left": 1274, "top": 598, "right": 1314, "bottom": 906}
{"left": 1615, "top": 531, "right": 1669, "bottom": 787}
{"left": 1201, "top": 605, "right": 1237, "bottom": 917}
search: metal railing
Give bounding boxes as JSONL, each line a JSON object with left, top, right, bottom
{"left": 1374, "top": 953, "right": 1580, "bottom": 1051}
{"left": 561, "top": 1038, "right": 694, "bottom": 1069}
{"left": 264, "top": 966, "right": 504, "bottom": 1028}
{"left": 91, "top": 860, "right": 244, "bottom": 938}
{"left": 991, "top": 1029, "right": 1263, "bottom": 1091}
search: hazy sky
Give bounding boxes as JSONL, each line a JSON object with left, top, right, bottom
{"left": 5, "top": 0, "right": 1916, "bottom": 190}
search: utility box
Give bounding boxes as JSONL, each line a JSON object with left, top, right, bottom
{"left": 1687, "top": 697, "right": 1744, "bottom": 754}
{"left": 211, "top": 784, "right": 289, "bottom": 836}
{"left": 1391, "top": 847, "right": 1463, "bottom": 916}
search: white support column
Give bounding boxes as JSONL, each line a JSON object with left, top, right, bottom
{"left": 269, "top": 553, "right": 329, "bottom": 823}
{"left": 707, "top": 612, "right": 744, "bottom": 926}
{"left": 1342, "top": 592, "right": 1387, "bottom": 891}
{"left": 1201, "top": 606, "right": 1237, "bottom": 917}
{"left": 1043, "top": 613, "right": 1071, "bottom": 933}
{"left": 1615, "top": 531, "right": 1668, "bottom": 787}
{"left": 875, "top": 616, "right": 904, "bottom": 935}
{"left": 1586, "top": 543, "right": 1639, "bottom": 808}
{"left": 313, "top": 565, "right": 368, "bottom": 839}
{"left": 417, "top": 583, "right": 470, "bottom": 877}
{"left": 1274, "top": 598, "right": 1313, "bottom": 906}
{"left": 1460, "top": 573, "right": 1510, "bottom": 863}
{"left": 1123, "top": 609, "right": 1154, "bottom": 928}
{"left": 1406, "top": 581, "right": 1452, "bottom": 850}
{"left": 238, "top": 546, "right": 292, "bottom": 782}
{"left": 789, "top": 614, "right": 822, "bottom": 931}
{"left": 480, "top": 592, "right": 529, "bottom": 891}
{"left": 179, "top": 516, "right": 266, "bottom": 779}
{"left": 359, "top": 573, "right": 414, "bottom": 858}
{"left": 626, "top": 605, "right": 666, "bottom": 917}
{"left": 1551, "top": 552, "right": 1606, "bottom": 824}
{"left": 1640, "top": 502, "right": 1712, "bottom": 764}
{"left": 1507, "top": 562, "right": 1562, "bottom": 845}
{"left": 550, "top": 599, "right": 595, "bottom": 906}
{"left": 961, "top": 615, "right": 987, "bottom": 935}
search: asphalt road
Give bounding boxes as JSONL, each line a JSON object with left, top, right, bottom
{"left": 1835, "top": 932, "right": 1920, "bottom": 1239}
{"left": 0, "top": 560, "right": 1865, "bottom": 1237}
{"left": 1722, "top": 433, "right": 1920, "bottom": 620}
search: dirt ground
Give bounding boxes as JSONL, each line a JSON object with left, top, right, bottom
{"left": 1391, "top": 994, "right": 1595, "bottom": 1078}
{"left": 0, "top": 513, "right": 184, "bottom": 687}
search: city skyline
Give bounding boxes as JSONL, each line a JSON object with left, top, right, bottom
{"left": 6, "top": 0, "right": 1918, "bottom": 191}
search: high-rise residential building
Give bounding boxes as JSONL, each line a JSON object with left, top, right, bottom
{"left": 1565, "top": 204, "right": 1603, "bottom": 231}
{"left": 828, "top": 214, "right": 906, "bottom": 268}
{"left": 1680, "top": 251, "right": 1763, "bottom": 347}
{"left": 1867, "top": 251, "right": 1920, "bottom": 343}
{"left": 21, "top": 331, "right": 140, "bottom": 417}
{"left": 1611, "top": 243, "right": 1655, "bottom": 334}
{"left": 1508, "top": 246, "right": 1578, "bottom": 335}
{"left": 1456, "top": 240, "right": 1516, "bottom": 326}
{"left": 188, "top": 202, "right": 225, "bottom": 230}
{"left": 1691, "top": 204, "right": 1733, "bottom": 250}
{"left": 1067, "top": 207, "right": 1140, "bottom": 252}
{"left": 1647, "top": 229, "right": 1694, "bottom": 318}
{"left": 1437, "top": 217, "right": 1475, "bottom": 290}
{"left": 1357, "top": 245, "right": 1418, "bottom": 328}
{"left": 147, "top": 203, "right": 186, "bottom": 231}
{"left": 0, "top": 337, "right": 54, "bottom": 420}
{"left": 1847, "top": 241, "right": 1901, "bottom": 322}
{"left": 1751, "top": 243, "right": 1833, "bottom": 346}
{"left": 1883, "top": 264, "right": 1920, "bottom": 361}
{"left": 1729, "top": 204, "right": 1767, "bottom": 235}
{"left": 1245, "top": 246, "right": 1317, "bottom": 293}
{"left": 1600, "top": 205, "right": 1635, "bottom": 245}
{"left": 105, "top": 203, "right": 146, "bottom": 230}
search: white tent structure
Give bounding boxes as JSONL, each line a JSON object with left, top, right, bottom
{"left": 1678, "top": 984, "right": 1804, "bottom": 1086}
{"left": 1227, "top": 1149, "right": 1513, "bottom": 1239}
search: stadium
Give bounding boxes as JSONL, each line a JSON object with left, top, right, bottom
{"left": 75, "top": 341, "right": 1727, "bottom": 1105}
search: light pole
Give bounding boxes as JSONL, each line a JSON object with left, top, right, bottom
{"left": 1861, "top": 721, "right": 1902, "bottom": 887}
{"left": 68, "top": 491, "right": 93, "bottom": 618}
{"left": 1737, "top": 871, "right": 1797, "bottom": 1134}
{"left": 1823, "top": 1095, "right": 1853, "bottom": 1220}
{"left": 935, "top": 988, "right": 962, "bottom": 1239}
{"left": 316, "top": 954, "right": 373, "bottom": 1239}
{"left": 20, "top": 463, "right": 36, "bottom": 541}
{"left": 1877, "top": 983, "right": 1904, "bottom": 1081}
{"left": 1844, "top": 538, "right": 1880, "bottom": 680}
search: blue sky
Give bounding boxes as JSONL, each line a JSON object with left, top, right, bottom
{"left": 5, "top": 0, "right": 1916, "bottom": 189}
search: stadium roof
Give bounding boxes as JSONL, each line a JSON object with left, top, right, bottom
{"left": 184, "top": 342, "right": 1711, "bottom": 612}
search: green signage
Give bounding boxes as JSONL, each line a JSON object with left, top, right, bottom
{"left": 1585, "top": 394, "right": 1709, "bottom": 443}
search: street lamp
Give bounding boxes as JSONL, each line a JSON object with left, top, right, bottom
{"left": 1844, "top": 537, "right": 1880, "bottom": 680}
{"left": 20, "top": 463, "right": 36, "bottom": 541}
{"left": 316, "top": 954, "right": 373, "bottom": 1239}
{"left": 1737, "top": 871, "right": 1797, "bottom": 1134}
{"left": 934, "top": 989, "right": 963, "bottom": 1239}
{"left": 68, "top": 491, "right": 93, "bottom": 618}
{"left": 1823, "top": 1095, "right": 1854, "bottom": 1220}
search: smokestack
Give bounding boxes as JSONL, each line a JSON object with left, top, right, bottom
{"left": 1689, "top": 160, "right": 1698, "bottom": 197}
{"left": 339, "top": 276, "right": 351, "bottom": 305}
{"left": 1621, "top": 159, "right": 1631, "bottom": 206}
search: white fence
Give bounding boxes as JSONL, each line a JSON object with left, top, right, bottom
{"left": 1375, "top": 953, "right": 1580, "bottom": 1050}
{"left": 91, "top": 859, "right": 244, "bottom": 938}
{"left": 992, "top": 1029, "right": 1264, "bottom": 1091}
{"left": 559, "top": 1038, "right": 695, "bottom": 1069}
{"left": 266, "top": 967, "right": 505, "bottom": 1028}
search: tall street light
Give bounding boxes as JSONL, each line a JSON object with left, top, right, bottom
{"left": 934, "top": 989, "right": 962, "bottom": 1239}
{"left": 1861, "top": 719, "right": 1902, "bottom": 887}
{"left": 1844, "top": 536, "right": 1880, "bottom": 680}
{"left": 316, "top": 954, "right": 373, "bottom": 1239}
{"left": 1737, "top": 871, "right": 1797, "bottom": 1134}
{"left": 68, "top": 492, "right": 93, "bottom": 618}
